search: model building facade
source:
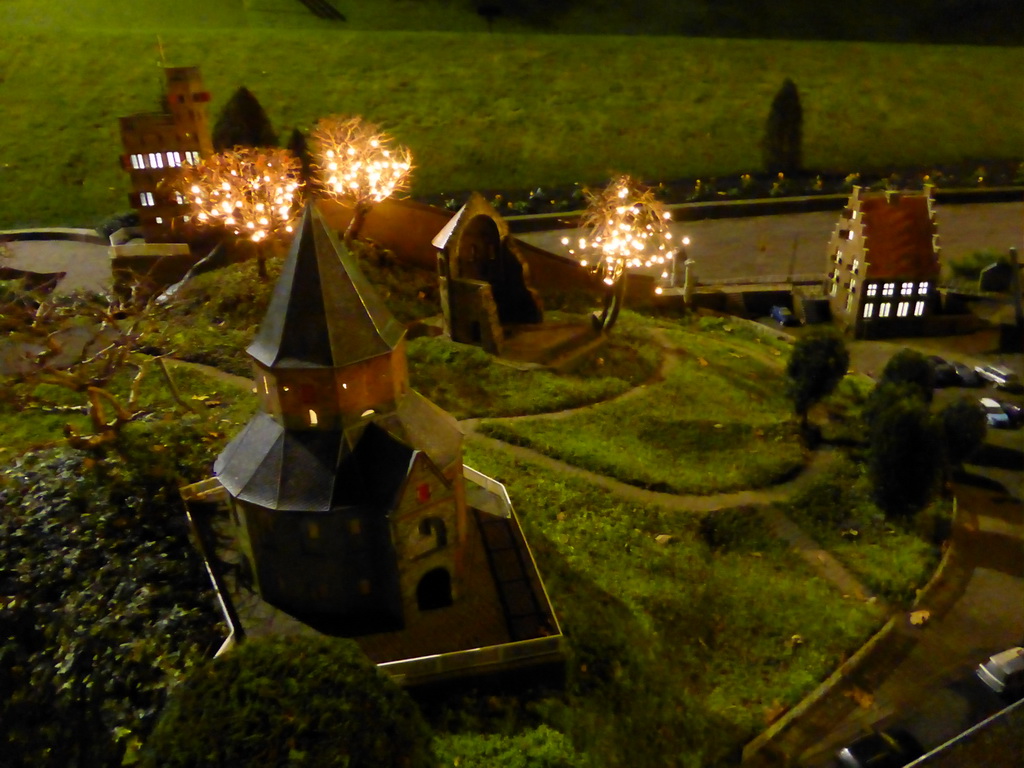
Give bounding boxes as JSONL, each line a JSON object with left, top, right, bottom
{"left": 432, "top": 192, "right": 543, "bottom": 354}
{"left": 118, "top": 66, "right": 213, "bottom": 242}
{"left": 825, "top": 186, "right": 941, "bottom": 338}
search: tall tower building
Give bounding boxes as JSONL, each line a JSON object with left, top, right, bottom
{"left": 118, "top": 67, "right": 213, "bottom": 242}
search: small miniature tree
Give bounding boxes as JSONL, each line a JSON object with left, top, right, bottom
{"left": 940, "top": 396, "right": 987, "bottom": 470}
{"left": 0, "top": 279, "right": 197, "bottom": 454}
{"left": 310, "top": 115, "right": 414, "bottom": 246}
{"left": 562, "top": 174, "right": 677, "bottom": 331}
{"left": 868, "top": 394, "right": 943, "bottom": 518}
{"left": 785, "top": 327, "right": 849, "bottom": 431}
{"left": 880, "top": 347, "right": 934, "bottom": 403}
{"left": 140, "top": 635, "right": 437, "bottom": 768}
{"left": 173, "top": 146, "right": 302, "bottom": 279}
{"left": 213, "top": 86, "right": 278, "bottom": 152}
{"left": 762, "top": 78, "right": 802, "bottom": 175}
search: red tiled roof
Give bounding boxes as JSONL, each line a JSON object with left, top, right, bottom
{"left": 861, "top": 194, "right": 940, "bottom": 280}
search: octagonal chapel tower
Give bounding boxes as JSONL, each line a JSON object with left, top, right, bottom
{"left": 214, "top": 205, "right": 467, "bottom": 636}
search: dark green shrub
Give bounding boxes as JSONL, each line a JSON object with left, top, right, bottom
{"left": 868, "top": 396, "right": 943, "bottom": 519}
{"left": 140, "top": 635, "right": 437, "bottom": 768}
{"left": 761, "top": 78, "right": 802, "bottom": 175}
{"left": 212, "top": 86, "right": 278, "bottom": 152}
{"left": 880, "top": 348, "right": 934, "bottom": 403}
{"left": 785, "top": 328, "right": 849, "bottom": 429}
{"left": 0, "top": 448, "right": 223, "bottom": 768}
{"left": 940, "top": 396, "right": 987, "bottom": 469}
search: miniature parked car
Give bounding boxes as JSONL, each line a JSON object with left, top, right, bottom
{"left": 979, "top": 398, "right": 1011, "bottom": 428}
{"left": 834, "top": 728, "right": 924, "bottom": 768}
{"left": 770, "top": 305, "right": 800, "bottom": 327}
{"left": 974, "top": 364, "right": 1023, "bottom": 392}
{"left": 951, "top": 362, "right": 982, "bottom": 387}
{"left": 976, "top": 646, "right": 1024, "bottom": 701}
{"left": 927, "top": 356, "right": 959, "bottom": 388}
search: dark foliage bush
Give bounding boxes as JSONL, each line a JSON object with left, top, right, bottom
{"left": 880, "top": 347, "right": 934, "bottom": 403}
{"left": 96, "top": 210, "right": 140, "bottom": 239}
{"left": 213, "top": 86, "right": 279, "bottom": 152}
{"left": 0, "top": 447, "right": 223, "bottom": 767}
{"left": 785, "top": 328, "right": 849, "bottom": 427}
{"left": 868, "top": 395, "right": 943, "bottom": 518}
{"left": 762, "top": 79, "right": 803, "bottom": 175}
{"left": 940, "top": 396, "right": 987, "bottom": 469}
{"left": 140, "top": 635, "right": 437, "bottom": 768}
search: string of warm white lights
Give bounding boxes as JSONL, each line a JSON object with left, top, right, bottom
{"left": 563, "top": 175, "right": 678, "bottom": 290}
{"left": 311, "top": 116, "right": 413, "bottom": 208}
{"left": 173, "top": 148, "right": 301, "bottom": 242}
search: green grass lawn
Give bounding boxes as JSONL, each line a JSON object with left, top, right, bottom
{"left": 480, "top": 313, "right": 806, "bottom": 494}
{"left": 0, "top": 13, "right": 1020, "bottom": 229}
{"left": 453, "top": 442, "right": 883, "bottom": 766}
{"left": 773, "top": 459, "right": 944, "bottom": 605}
{"left": 3, "top": 0, "right": 1019, "bottom": 42}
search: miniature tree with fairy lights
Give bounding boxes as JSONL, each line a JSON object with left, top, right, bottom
{"left": 172, "top": 147, "right": 301, "bottom": 279}
{"left": 563, "top": 175, "right": 677, "bottom": 331}
{"left": 310, "top": 116, "right": 413, "bottom": 247}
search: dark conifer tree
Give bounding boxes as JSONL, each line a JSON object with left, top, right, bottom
{"left": 762, "top": 78, "right": 803, "bottom": 175}
{"left": 212, "top": 86, "right": 278, "bottom": 152}
{"left": 286, "top": 127, "right": 315, "bottom": 192}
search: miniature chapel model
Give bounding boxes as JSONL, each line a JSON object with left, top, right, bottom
{"left": 212, "top": 206, "right": 560, "bottom": 656}
{"left": 825, "top": 186, "right": 941, "bottom": 338}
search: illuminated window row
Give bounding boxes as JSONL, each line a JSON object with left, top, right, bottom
{"left": 862, "top": 301, "right": 926, "bottom": 319}
{"left": 129, "top": 150, "right": 201, "bottom": 169}
{"left": 866, "top": 281, "right": 929, "bottom": 298}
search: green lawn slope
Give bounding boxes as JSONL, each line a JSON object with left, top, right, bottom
{"left": 0, "top": 19, "right": 1020, "bottom": 229}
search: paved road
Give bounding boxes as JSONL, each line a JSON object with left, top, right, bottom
{"left": 518, "top": 202, "right": 1024, "bottom": 283}
{"left": 3, "top": 202, "right": 1022, "bottom": 296}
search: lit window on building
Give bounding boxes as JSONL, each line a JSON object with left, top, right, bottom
{"left": 167, "top": 151, "right": 182, "bottom": 167}
{"left": 867, "top": 283, "right": 878, "bottom": 297}
{"left": 863, "top": 303, "right": 874, "bottom": 319}
{"left": 308, "top": 409, "right": 318, "bottom": 426}
{"left": 897, "top": 302, "right": 909, "bottom": 317}
{"left": 846, "top": 293, "right": 855, "bottom": 312}
{"left": 835, "top": 249, "right": 843, "bottom": 264}
{"left": 883, "top": 283, "right": 895, "bottom": 296}
{"left": 847, "top": 230, "right": 854, "bottom": 241}
{"left": 852, "top": 259, "right": 860, "bottom": 274}
{"left": 880, "top": 303, "right": 891, "bottom": 318}
{"left": 830, "top": 282, "right": 837, "bottom": 297}
{"left": 914, "top": 301, "right": 925, "bottom": 316}
{"left": 155, "top": 217, "right": 163, "bottom": 224}
{"left": 175, "top": 192, "right": 185, "bottom": 204}
{"left": 901, "top": 282, "right": 914, "bottom": 296}
{"left": 918, "top": 281, "right": 930, "bottom": 294}
{"left": 130, "top": 154, "right": 142, "bottom": 170}
{"left": 849, "top": 279, "right": 857, "bottom": 294}
{"left": 851, "top": 211, "right": 858, "bottom": 220}
{"left": 185, "top": 150, "right": 200, "bottom": 165}
{"left": 140, "top": 192, "right": 155, "bottom": 207}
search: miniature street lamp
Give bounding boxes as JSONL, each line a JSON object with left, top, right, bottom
{"left": 310, "top": 116, "right": 414, "bottom": 247}
{"left": 562, "top": 175, "right": 676, "bottom": 331}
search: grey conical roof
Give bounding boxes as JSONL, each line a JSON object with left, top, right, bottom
{"left": 247, "top": 204, "right": 406, "bottom": 369}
